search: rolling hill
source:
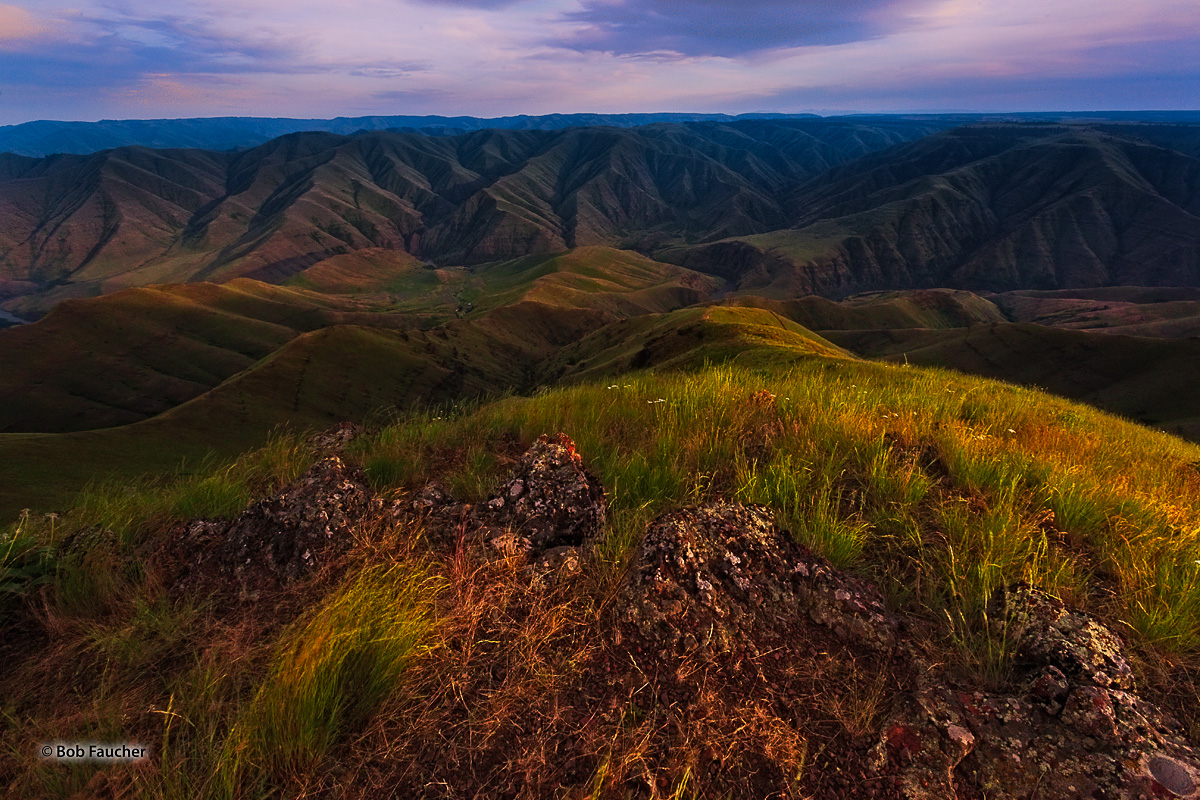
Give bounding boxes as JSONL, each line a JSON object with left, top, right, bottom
{"left": 0, "top": 246, "right": 715, "bottom": 436}
{"left": 0, "top": 300, "right": 839, "bottom": 517}
{"left": 0, "top": 278, "right": 430, "bottom": 433}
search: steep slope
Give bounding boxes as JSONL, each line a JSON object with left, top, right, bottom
{"left": 0, "top": 119, "right": 944, "bottom": 316}
{"left": 672, "top": 125, "right": 1200, "bottom": 297}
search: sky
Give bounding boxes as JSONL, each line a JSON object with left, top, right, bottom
{"left": 0, "top": 0, "right": 1198, "bottom": 124}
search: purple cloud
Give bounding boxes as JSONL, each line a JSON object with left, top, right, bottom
{"left": 552, "top": 0, "right": 935, "bottom": 57}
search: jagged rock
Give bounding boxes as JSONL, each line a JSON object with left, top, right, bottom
{"left": 620, "top": 503, "right": 897, "bottom": 665}
{"left": 870, "top": 584, "right": 1200, "bottom": 799}
{"left": 406, "top": 433, "right": 606, "bottom": 560}
{"left": 486, "top": 433, "right": 606, "bottom": 553}
{"left": 412, "top": 481, "right": 452, "bottom": 510}
{"left": 171, "top": 456, "right": 379, "bottom": 598}
{"left": 997, "top": 582, "right": 1136, "bottom": 691}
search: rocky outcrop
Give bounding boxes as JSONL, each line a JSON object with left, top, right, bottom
{"left": 620, "top": 503, "right": 896, "bottom": 665}
{"left": 169, "top": 456, "right": 379, "bottom": 599}
{"left": 483, "top": 433, "right": 607, "bottom": 552}
{"left": 869, "top": 584, "right": 1200, "bottom": 799}
{"left": 409, "top": 432, "right": 607, "bottom": 563}
{"left": 610, "top": 502, "right": 1200, "bottom": 799}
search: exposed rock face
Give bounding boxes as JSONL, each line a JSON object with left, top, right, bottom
{"left": 485, "top": 433, "right": 607, "bottom": 552}
{"left": 1000, "top": 581, "right": 1136, "bottom": 691}
{"left": 871, "top": 584, "right": 1200, "bottom": 800}
{"left": 171, "top": 456, "right": 379, "bottom": 598}
{"left": 409, "top": 432, "right": 607, "bottom": 560}
{"left": 611, "top": 502, "right": 1200, "bottom": 799}
{"left": 307, "top": 421, "right": 364, "bottom": 455}
{"left": 620, "top": 503, "right": 896, "bottom": 665}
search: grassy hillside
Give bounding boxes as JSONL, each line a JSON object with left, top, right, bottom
{"left": 723, "top": 288, "right": 1007, "bottom": 330}
{"left": 0, "top": 304, "right": 839, "bottom": 519}
{"left": 4, "top": 341, "right": 1200, "bottom": 797}
{"left": 0, "top": 279, "right": 428, "bottom": 434}
{"left": 827, "top": 322, "right": 1200, "bottom": 441}
{"left": 0, "top": 325, "right": 452, "bottom": 517}
{"left": 466, "top": 246, "right": 721, "bottom": 315}
{"left": 0, "top": 247, "right": 713, "bottom": 438}
{"left": 546, "top": 305, "right": 850, "bottom": 382}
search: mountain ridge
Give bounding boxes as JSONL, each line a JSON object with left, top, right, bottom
{"left": 0, "top": 112, "right": 823, "bottom": 158}
{"left": 0, "top": 119, "right": 948, "bottom": 317}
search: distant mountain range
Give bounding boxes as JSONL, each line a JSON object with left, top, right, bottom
{"left": 0, "top": 112, "right": 827, "bottom": 158}
{"left": 0, "top": 117, "right": 949, "bottom": 316}
{"left": 672, "top": 123, "right": 1200, "bottom": 296}
{"left": 5, "top": 110, "right": 1200, "bottom": 159}
{"left": 2, "top": 114, "right": 1199, "bottom": 318}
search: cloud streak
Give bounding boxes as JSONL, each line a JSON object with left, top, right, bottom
{"left": 552, "top": 0, "right": 935, "bottom": 57}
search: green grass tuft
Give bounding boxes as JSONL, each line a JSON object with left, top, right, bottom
{"left": 218, "top": 563, "right": 440, "bottom": 795}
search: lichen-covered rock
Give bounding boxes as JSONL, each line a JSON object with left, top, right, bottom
{"left": 405, "top": 433, "right": 606, "bottom": 559}
{"left": 870, "top": 583, "right": 1200, "bottom": 799}
{"left": 171, "top": 456, "right": 379, "bottom": 598}
{"left": 307, "top": 421, "right": 364, "bottom": 454}
{"left": 997, "top": 582, "right": 1136, "bottom": 691}
{"left": 620, "top": 503, "right": 897, "bottom": 666}
{"left": 486, "top": 433, "right": 606, "bottom": 553}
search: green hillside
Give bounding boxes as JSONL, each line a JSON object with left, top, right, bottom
{"left": 0, "top": 279, "right": 425, "bottom": 434}
{"left": 827, "top": 322, "right": 1200, "bottom": 441}
{"left": 723, "top": 288, "right": 1007, "bottom": 330}
{"left": 0, "top": 304, "right": 838, "bottom": 519}
{"left": 466, "top": 246, "right": 721, "bottom": 314}
{"left": 4, "top": 337, "right": 1200, "bottom": 798}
